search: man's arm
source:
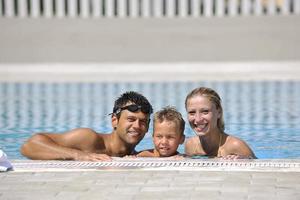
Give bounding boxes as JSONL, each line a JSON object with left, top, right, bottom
{"left": 20, "top": 128, "right": 111, "bottom": 161}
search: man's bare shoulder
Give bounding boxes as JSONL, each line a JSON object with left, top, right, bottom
{"left": 60, "top": 128, "right": 107, "bottom": 149}
{"left": 67, "top": 128, "right": 98, "bottom": 135}
{"left": 66, "top": 128, "right": 109, "bottom": 140}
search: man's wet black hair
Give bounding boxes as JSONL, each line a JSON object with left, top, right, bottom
{"left": 112, "top": 91, "right": 153, "bottom": 118}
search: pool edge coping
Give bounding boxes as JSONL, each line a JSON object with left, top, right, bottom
{"left": 1, "top": 61, "right": 300, "bottom": 82}
{"left": 8, "top": 158, "right": 300, "bottom": 173}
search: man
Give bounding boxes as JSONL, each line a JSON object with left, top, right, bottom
{"left": 20, "top": 91, "right": 153, "bottom": 161}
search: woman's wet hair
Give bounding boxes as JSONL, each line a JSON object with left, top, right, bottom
{"left": 185, "top": 87, "right": 225, "bottom": 131}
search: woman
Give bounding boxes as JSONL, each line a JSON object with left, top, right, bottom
{"left": 184, "top": 87, "right": 256, "bottom": 159}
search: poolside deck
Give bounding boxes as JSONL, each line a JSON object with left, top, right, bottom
{"left": 1, "top": 159, "right": 299, "bottom": 200}
{"left": 0, "top": 15, "right": 300, "bottom": 82}
{"left": 0, "top": 15, "right": 299, "bottom": 63}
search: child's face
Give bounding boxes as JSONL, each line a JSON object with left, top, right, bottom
{"left": 153, "top": 120, "right": 183, "bottom": 157}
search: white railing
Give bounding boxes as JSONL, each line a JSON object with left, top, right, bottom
{"left": 0, "top": 0, "right": 299, "bottom": 18}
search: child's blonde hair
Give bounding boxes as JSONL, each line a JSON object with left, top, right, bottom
{"left": 153, "top": 106, "right": 185, "bottom": 136}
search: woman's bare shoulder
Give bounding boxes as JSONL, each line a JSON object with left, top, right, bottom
{"left": 224, "top": 135, "right": 248, "bottom": 148}
{"left": 184, "top": 136, "right": 203, "bottom": 156}
{"left": 223, "top": 134, "right": 256, "bottom": 158}
{"left": 185, "top": 136, "right": 200, "bottom": 144}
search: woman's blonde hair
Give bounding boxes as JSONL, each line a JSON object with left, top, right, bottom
{"left": 185, "top": 87, "right": 225, "bottom": 131}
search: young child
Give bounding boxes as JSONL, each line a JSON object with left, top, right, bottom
{"left": 137, "top": 106, "right": 185, "bottom": 158}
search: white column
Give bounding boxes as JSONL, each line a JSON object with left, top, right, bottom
{"left": 267, "top": 0, "right": 276, "bottom": 15}
{"left": 153, "top": 0, "right": 163, "bottom": 18}
{"left": 215, "top": 0, "right": 224, "bottom": 17}
{"left": 67, "top": 0, "right": 78, "bottom": 18}
{"left": 191, "top": 0, "right": 200, "bottom": 18}
{"left": 55, "top": 0, "right": 65, "bottom": 18}
{"left": 203, "top": 0, "right": 213, "bottom": 17}
{"left": 80, "top": 0, "right": 90, "bottom": 18}
{"left": 294, "top": 0, "right": 300, "bottom": 14}
{"left": 18, "top": 0, "right": 28, "bottom": 17}
{"left": 241, "top": 0, "right": 251, "bottom": 16}
{"left": 44, "top": 0, "right": 53, "bottom": 18}
{"left": 129, "top": 0, "right": 139, "bottom": 18}
{"left": 228, "top": 0, "right": 238, "bottom": 17}
{"left": 254, "top": 0, "right": 263, "bottom": 16}
{"left": 91, "top": 0, "right": 102, "bottom": 18}
{"left": 166, "top": 0, "right": 175, "bottom": 18}
{"left": 4, "top": 0, "right": 14, "bottom": 17}
{"left": 30, "top": 0, "right": 40, "bottom": 18}
{"left": 281, "top": 0, "right": 291, "bottom": 15}
{"left": 105, "top": 0, "right": 115, "bottom": 18}
{"left": 178, "top": 0, "right": 188, "bottom": 18}
{"left": 117, "top": 0, "right": 126, "bottom": 18}
{"left": 141, "top": 0, "right": 151, "bottom": 18}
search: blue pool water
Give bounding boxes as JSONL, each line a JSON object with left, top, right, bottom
{"left": 0, "top": 81, "right": 299, "bottom": 159}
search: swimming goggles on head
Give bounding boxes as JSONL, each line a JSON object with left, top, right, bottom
{"left": 111, "top": 104, "right": 151, "bottom": 115}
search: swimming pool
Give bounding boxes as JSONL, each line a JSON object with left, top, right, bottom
{"left": 0, "top": 81, "right": 299, "bottom": 159}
